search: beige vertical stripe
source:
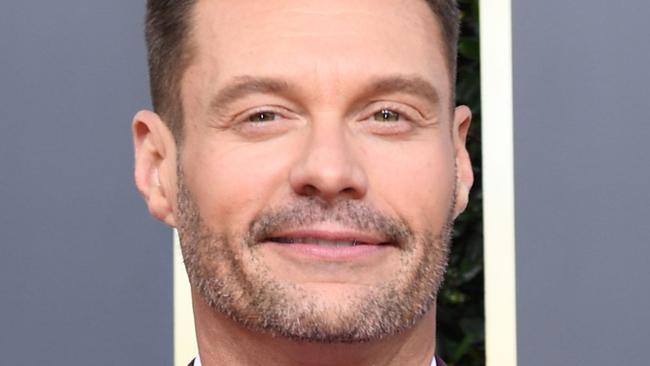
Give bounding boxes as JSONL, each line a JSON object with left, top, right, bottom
{"left": 479, "top": 0, "right": 518, "bottom": 365}
{"left": 174, "top": 230, "right": 197, "bottom": 366}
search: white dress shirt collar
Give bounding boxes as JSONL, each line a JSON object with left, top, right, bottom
{"left": 194, "top": 354, "right": 436, "bottom": 366}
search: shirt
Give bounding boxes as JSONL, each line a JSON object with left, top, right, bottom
{"left": 194, "top": 354, "right": 438, "bottom": 366}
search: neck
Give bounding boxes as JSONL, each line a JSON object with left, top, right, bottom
{"left": 191, "top": 290, "right": 437, "bottom": 366}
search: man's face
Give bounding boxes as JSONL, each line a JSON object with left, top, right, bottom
{"left": 172, "top": 0, "right": 472, "bottom": 342}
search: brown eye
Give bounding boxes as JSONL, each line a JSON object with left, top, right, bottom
{"left": 373, "top": 109, "right": 400, "bottom": 122}
{"left": 248, "top": 111, "right": 277, "bottom": 122}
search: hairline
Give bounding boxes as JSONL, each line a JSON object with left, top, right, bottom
{"left": 155, "top": 0, "right": 458, "bottom": 143}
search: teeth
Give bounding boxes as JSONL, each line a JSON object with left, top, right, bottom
{"left": 272, "top": 237, "right": 360, "bottom": 246}
{"left": 312, "top": 238, "right": 358, "bottom": 247}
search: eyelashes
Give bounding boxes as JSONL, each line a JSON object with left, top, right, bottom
{"left": 373, "top": 109, "right": 401, "bottom": 122}
{"left": 237, "top": 103, "right": 420, "bottom": 124}
{"left": 247, "top": 111, "right": 279, "bottom": 123}
{"left": 365, "top": 102, "right": 421, "bottom": 123}
{"left": 229, "top": 101, "right": 425, "bottom": 137}
{"left": 236, "top": 106, "right": 293, "bottom": 125}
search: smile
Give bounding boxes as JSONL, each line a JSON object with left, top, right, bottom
{"left": 267, "top": 237, "right": 380, "bottom": 247}
{"left": 259, "top": 227, "right": 395, "bottom": 262}
{"left": 262, "top": 226, "right": 392, "bottom": 247}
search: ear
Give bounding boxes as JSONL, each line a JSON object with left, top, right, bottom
{"left": 132, "top": 110, "right": 178, "bottom": 227}
{"left": 452, "top": 105, "right": 474, "bottom": 219}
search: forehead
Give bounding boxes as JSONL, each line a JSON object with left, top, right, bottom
{"left": 186, "top": 0, "right": 450, "bottom": 103}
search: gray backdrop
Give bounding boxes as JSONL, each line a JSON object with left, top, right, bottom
{"left": 513, "top": 0, "right": 650, "bottom": 364}
{"left": 0, "top": 1, "right": 172, "bottom": 365}
{"left": 2, "top": 1, "right": 650, "bottom": 365}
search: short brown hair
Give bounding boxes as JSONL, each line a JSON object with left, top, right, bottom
{"left": 145, "top": 0, "right": 460, "bottom": 140}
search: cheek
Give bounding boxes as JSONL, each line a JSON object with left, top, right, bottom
{"left": 182, "top": 138, "right": 294, "bottom": 234}
{"left": 365, "top": 140, "right": 456, "bottom": 229}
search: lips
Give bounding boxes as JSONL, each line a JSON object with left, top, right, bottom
{"left": 263, "top": 228, "right": 390, "bottom": 247}
{"left": 258, "top": 227, "right": 395, "bottom": 261}
{"left": 269, "top": 237, "right": 371, "bottom": 247}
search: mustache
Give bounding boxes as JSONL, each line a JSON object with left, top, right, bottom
{"left": 245, "top": 197, "right": 413, "bottom": 247}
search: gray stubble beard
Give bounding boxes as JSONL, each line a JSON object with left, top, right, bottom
{"left": 176, "top": 167, "right": 455, "bottom": 343}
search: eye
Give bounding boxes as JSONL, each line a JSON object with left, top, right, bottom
{"left": 359, "top": 103, "right": 425, "bottom": 135}
{"left": 230, "top": 106, "right": 301, "bottom": 138}
{"left": 373, "top": 109, "right": 401, "bottom": 122}
{"left": 248, "top": 111, "right": 278, "bottom": 122}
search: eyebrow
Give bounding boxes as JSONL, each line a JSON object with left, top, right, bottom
{"left": 209, "top": 76, "right": 292, "bottom": 114}
{"left": 208, "top": 74, "right": 441, "bottom": 114}
{"left": 361, "top": 75, "right": 441, "bottom": 105}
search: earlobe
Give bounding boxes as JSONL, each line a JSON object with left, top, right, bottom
{"left": 453, "top": 182, "right": 470, "bottom": 219}
{"left": 452, "top": 105, "right": 474, "bottom": 219}
{"left": 132, "top": 110, "right": 178, "bottom": 227}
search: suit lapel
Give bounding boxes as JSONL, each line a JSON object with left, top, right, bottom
{"left": 188, "top": 355, "right": 445, "bottom": 365}
{"left": 435, "top": 355, "right": 448, "bottom": 366}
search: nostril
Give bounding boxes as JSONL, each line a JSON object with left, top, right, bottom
{"left": 288, "top": 146, "right": 368, "bottom": 201}
{"left": 297, "top": 184, "right": 319, "bottom": 197}
{"left": 340, "top": 187, "right": 359, "bottom": 196}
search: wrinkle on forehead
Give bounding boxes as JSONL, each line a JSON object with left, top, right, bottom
{"left": 195, "top": 0, "right": 438, "bottom": 41}
{"left": 186, "top": 0, "right": 451, "bottom": 113}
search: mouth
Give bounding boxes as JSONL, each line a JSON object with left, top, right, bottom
{"left": 258, "top": 227, "right": 395, "bottom": 261}
{"left": 267, "top": 237, "right": 387, "bottom": 247}
{"left": 263, "top": 226, "right": 392, "bottom": 246}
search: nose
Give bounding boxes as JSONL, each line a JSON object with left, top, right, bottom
{"left": 289, "top": 121, "right": 368, "bottom": 202}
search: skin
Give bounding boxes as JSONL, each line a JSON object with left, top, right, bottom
{"left": 132, "top": 0, "right": 473, "bottom": 365}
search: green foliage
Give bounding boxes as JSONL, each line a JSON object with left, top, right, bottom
{"left": 437, "top": 0, "right": 484, "bottom": 365}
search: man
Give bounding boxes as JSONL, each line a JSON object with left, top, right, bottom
{"left": 132, "top": 0, "right": 473, "bottom": 364}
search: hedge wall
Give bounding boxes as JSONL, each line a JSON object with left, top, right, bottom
{"left": 437, "top": 1, "right": 484, "bottom": 365}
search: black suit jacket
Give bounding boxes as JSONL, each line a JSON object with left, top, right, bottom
{"left": 188, "top": 355, "right": 447, "bottom": 366}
